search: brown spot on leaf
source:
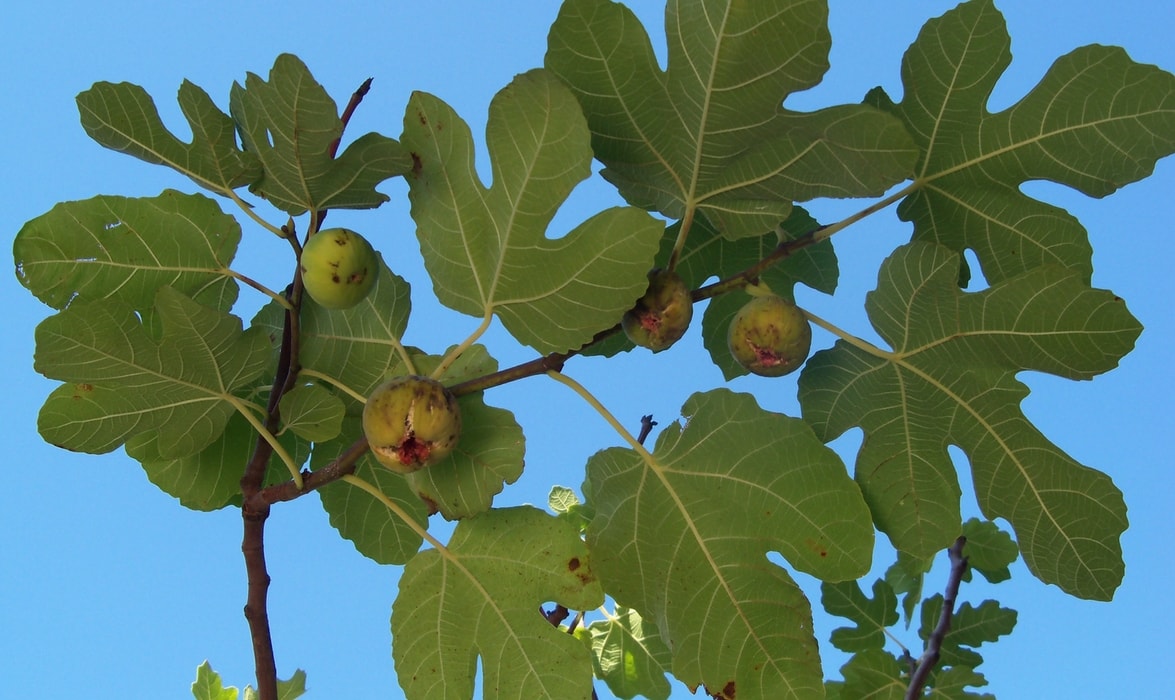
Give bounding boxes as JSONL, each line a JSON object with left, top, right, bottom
{"left": 410, "top": 152, "right": 422, "bottom": 176}
{"left": 567, "top": 557, "right": 580, "bottom": 571}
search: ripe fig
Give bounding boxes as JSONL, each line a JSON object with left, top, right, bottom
{"left": 362, "top": 375, "right": 461, "bottom": 473}
{"left": 727, "top": 293, "right": 812, "bottom": 377}
{"left": 300, "top": 227, "right": 379, "bottom": 310}
{"left": 622, "top": 269, "right": 693, "bottom": 352}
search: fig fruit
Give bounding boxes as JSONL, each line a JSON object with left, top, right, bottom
{"left": 727, "top": 293, "right": 812, "bottom": 377}
{"left": 362, "top": 375, "right": 461, "bottom": 473}
{"left": 622, "top": 269, "right": 693, "bottom": 352}
{"left": 300, "top": 228, "right": 379, "bottom": 310}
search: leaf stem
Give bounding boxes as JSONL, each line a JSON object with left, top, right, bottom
{"left": 432, "top": 312, "right": 493, "bottom": 380}
{"left": 229, "top": 397, "right": 303, "bottom": 489}
{"left": 227, "top": 269, "right": 293, "bottom": 310}
{"left": 298, "top": 368, "right": 367, "bottom": 404}
{"left": 225, "top": 189, "right": 288, "bottom": 238}
{"left": 546, "top": 371, "right": 654, "bottom": 461}
{"left": 801, "top": 307, "right": 897, "bottom": 362}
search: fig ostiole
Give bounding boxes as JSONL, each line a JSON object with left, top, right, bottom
{"left": 622, "top": 269, "right": 694, "bottom": 352}
{"left": 727, "top": 293, "right": 812, "bottom": 377}
{"left": 362, "top": 375, "right": 461, "bottom": 474}
{"left": 300, "top": 227, "right": 379, "bottom": 310}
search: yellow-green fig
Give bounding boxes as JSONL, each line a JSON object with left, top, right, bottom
{"left": 727, "top": 293, "right": 812, "bottom": 377}
{"left": 300, "top": 228, "right": 379, "bottom": 310}
{"left": 622, "top": 269, "right": 693, "bottom": 352}
{"left": 362, "top": 375, "right": 461, "bottom": 473}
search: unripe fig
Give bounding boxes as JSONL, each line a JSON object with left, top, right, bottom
{"left": 622, "top": 269, "right": 693, "bottom": 352}
{"left": 727, "top": 293, "right": 812, "bottom": 377}
{"left": 363, "top": 375, "right": 461, "bottom": 473}
{"left": 300, "top": 228, "right": 379, "bottom": 310}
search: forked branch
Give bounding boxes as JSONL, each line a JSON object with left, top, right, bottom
{"left": 905, "top": 536, "right": 969, "bottom": 699}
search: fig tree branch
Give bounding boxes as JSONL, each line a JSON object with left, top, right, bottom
{"left": 905, "top": 536, "right": 968, "bottom": 700}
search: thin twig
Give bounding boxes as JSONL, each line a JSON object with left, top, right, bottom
{"left": 905, "top": 536, "right": 968, "bottom": 699}
{"left": 636, "top": 415, "right": 658, "bottom": 445}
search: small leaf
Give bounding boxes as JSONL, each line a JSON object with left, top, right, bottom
{"left": 800, "top": 242, "right": 1140, "bottom": 599}
{"left": 919, "top": 597, "right": 1017, "bottom": 669}
{"left": 884, "top": 552, "right": 932, "bottom": 625}
{"left": 230, "top": 54, "right": 411, "bottom": 215}
{"left": 279, "top": 383, "right": 344, "bottom": 442}
{"left": 926, "top": 666, "right": 993, "bottom": 700}
{"left": 392, "top": 506, "right": 604, "bottom": 700}
{"left": 873, "top": 0, "right": 1175, "bottom": 284}
{"left": 77, "top": 80, "right": 261, "bottom": 193}
{"left": 584, "top": 606, "right": 673, "bottom": 700}
{"left": 831, "top": 650, "right": 905, "bottom": 700}
{"left": 586, "top": 389, "right": 873, "bottom": 699}
{"left": 15, "top": 191, "right": 240, "bottom": 313}
{"left": 821, "top": 579, "right": 900, "bottom": 653}
{"left": 192, "top": 661, "right": 237, "bottom": 700}
{"left": 960, "top": 519, "right": 1018, "bottom": 584}
{"left": 546, "top": 0, "right": 916, "bottom": 238}
{"left": 35, "top": 287, "right": 271, "bottom": 459}
{"left": 401, "top": 68, "right": 664, "bottom": 354}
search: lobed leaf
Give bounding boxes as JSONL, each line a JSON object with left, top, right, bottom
{"left": 78, "top": 80, "right": 261, "bottom": 194}
{"left": 229, "top": 54, "right": 412, "bottom": 215}
{"left": 919, "top": 597, "right": 1016, "bottom": 669}
{"left": 821, "top": 579, "right": 899, "bottom": 654}
{"left": 279, "top": 383, "right": 345, "bottom": 442}
{"left": 960, "top": 519, "right": 1018, "bottom": 584}
{"left": 401, "top": 68, "right": 664, "bottom": 354}
{"left": 546, "top": 0, "right": 917, "bottom": 239}
{"left": 799, "top": 242, "right": 1140, "bottom": 599}
{"left": 14, "top": 191, "right": 240, "bottom": 313}
{"left": 34, "top": 286, "right": 271, "bottom": 459}
{"left": 585, "top": 389, "right": 873, "bottom": 699}
{"left": 392, "top": 506, "right": 604, "bottom": 700}
{"left": 871, "top": 0, "right": 1175, "bottom": 284}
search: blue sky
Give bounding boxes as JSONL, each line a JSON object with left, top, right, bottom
{"left": 2, "top": 1, "right": 1173, "bottom": 698}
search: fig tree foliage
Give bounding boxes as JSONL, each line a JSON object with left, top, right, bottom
{"left": 12, "top": 1, "right": 1174, "bottom": 699}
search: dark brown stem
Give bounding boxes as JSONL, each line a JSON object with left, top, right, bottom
{"left": 905, "top": 536, "right": 968, "bottom": 699}
{"left": 317, "top": 78, "right": 373, "bottom": 229}
{"left": 636, "top": 415, "right": 657, "bottom": 445}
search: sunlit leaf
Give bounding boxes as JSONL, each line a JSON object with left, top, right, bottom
{"left": 35, "top": 286, "right": 271, "bottom": 459}
{"left": 279, "top": 383, "right": 344, "bottom": 442}
{"left": 800, "top": 242, "right": 1139, "bottom": 599}
{"left": 546, "top": 0, "right": 916, "bottom": 239}
{"left": 230, "top": 54, "right": 412, "bottom": 215}
{"left": 14, "top": 191, "right": 240, "bottom": 313}
{"left": 392, "top": 506, "right": 604, "bottom": 700}
{"left": 401, "top": 68, "right": 664, "bottom": 354}
{"left": 586, "top": 389, "right": 873, "bottom": 699}
{"left": 870, "top": 0, "right": 1175, "bottom": 284}
{"left": 78, "top": 80, "right": 261, "bottom": 193}
{"left": 584, "top": 606, "right": 673, "bottom": 700}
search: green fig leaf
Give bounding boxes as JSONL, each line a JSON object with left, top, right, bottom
{"left": 191, "top": 662, "right": 306, "bottom": 700}
{"left": 546, "top": 0, "right": 916, "bottom": 239}
{"left": 14, "top": 191, "right": 240, "bottom": 313}
{"left": 821, "top": 579, "right": 900, "bottom": 654}
{"left": 78, "top": 80, "right": 261, "bottom": 194}
{"left": 230, "top": 54, "right": 412, "bottom": 215}
{"left": 316, "top": 417, "right": 428, "bottom": 565}
{"left": 584, "top": 606, "right": 673, "bottom": 700}
{"left": 919, "top": 597, "right": 1016, "bottom": 670}
{"left": 392, "top": 506, "right": 604, "bottom": 700}
{"left": 585, "top": 388, "right": 873, "bottom": 699}
{"left": 401, "top": 68, "right": 664, "bottom": 355}
{"left": 827, "top": 650, "right": 905, "bottom": 700}
{"left": 960, "top": 519, "right": 1019, "bottom": 584}
{"left": 799, "top": 242, "right": 1140, "bottom": 599}
{"left": 871, "top": 0, "right": 1175, "bottom": 284}
{"left": 34, "top": 286, "right": 272, "bottom": 459}
{"left": 279, "top": 383, "right": 345, "bottom": 442}
{"left": 128, "top": 411, "right": 308, "bottom": 511}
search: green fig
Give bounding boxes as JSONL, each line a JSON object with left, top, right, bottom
{"left": 300, "top": 228, "right": 379, "bottom": 310}
{"left": 622, "top": 269, "right": 694, "bottom": 352}
{"left": 727, "top": 293, "right": 812, "bottom": 377}
{"left": 362, "top": 375, "right": 461, "bottom": 473}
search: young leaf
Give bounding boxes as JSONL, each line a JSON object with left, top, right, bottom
{"left": 316, "top": 421, "right": 428, "bottom": 565}
{"left": 585, "top": 389, "right": 874, "bottom": 699}
{"left": 401, "top": 68, "right": 664, "bottom": 354}
{"left": 77, "top": 80, "right": 261, "bottom": 194}
{"left": 828, "top": 649, "right": 905, "bottom": 700}
{"left": 960, "top": 519, "right": 1018, "bottom": 584}
{"left": 821, "top": 579, "right": 900, "bottom": 654}
{"left": 192, "top": 661, "right": 238, "bottom": 700}
{"left": 391, "top": 506, "right": 604, "bottom": 700}
{"left": 15, "top": 191, "right": 240, "bottom": 313}
{"left": 279, "top": 383, "right": 345, "bottom": 442}
{"left": 230, "top": 54, "right": 412, "bottom": 215}
{"left": 926, "top": 666, "right": 993, "bottom": 700}
{"left": 871, "top": 0, "right": 1175, "bottom": 284}
{"left": 919, "top": 597, "right": 1017, "bottom": 669}
{"left": 34, "top": 286, "right": 271, "bottom": 459}
{"left": 799, "top": 242, "right": 1139, "bottom": 599}
{"left": 546, "top": 0, "right": 917, "bottom": 239}
{"left": 584, "top": 606, "right": 673, "bottom": 700}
